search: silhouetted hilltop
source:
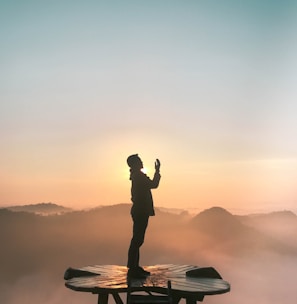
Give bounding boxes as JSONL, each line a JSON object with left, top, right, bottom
{"left": 191, "top": 207, "right": 243, "bottom": 236}
{"left": 3, "top": 202, "right": 73, "bottom": 215}
{"left": 190, "top": 206, "right": 297, "bottom": 256}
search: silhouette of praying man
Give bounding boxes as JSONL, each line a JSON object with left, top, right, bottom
{"left": 126, "top": 154, "right": 161, "bottom": 278}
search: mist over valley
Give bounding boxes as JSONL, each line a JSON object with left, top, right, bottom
{"left": 1, "top": 203, "right": 296, "bottom": 304}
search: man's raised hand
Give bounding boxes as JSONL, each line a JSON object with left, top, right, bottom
{"left": 155, "top": 159, "right": 161, "bottom": 172}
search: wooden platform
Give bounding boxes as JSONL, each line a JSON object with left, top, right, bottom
{"left": 64, "top": 264, "right": 230, "bottom": 304}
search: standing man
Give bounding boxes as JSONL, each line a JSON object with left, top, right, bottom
{"left": 126, "top": 154, "right": 161, "bottom": 278}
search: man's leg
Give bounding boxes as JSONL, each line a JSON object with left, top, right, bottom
{"left": 127, "top": 215, "right": 149, "bottom": 270}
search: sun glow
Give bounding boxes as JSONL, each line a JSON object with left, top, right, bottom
{"left": 141, "top": 167, "right": 148, "bottom": 174}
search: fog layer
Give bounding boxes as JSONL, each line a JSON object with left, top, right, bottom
{"left": 1, "top": 204, "right": 296, "bottom": 304}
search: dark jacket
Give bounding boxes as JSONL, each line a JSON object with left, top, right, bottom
{"left": 130, "top": 170, "right": 161, "bottom": 217}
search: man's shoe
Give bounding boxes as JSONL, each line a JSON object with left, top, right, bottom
{"left": 127, "top": 267, "right": 147, "bottom": 279}
{"left": 137, "top": 266, "right": 150, "bottom": 276}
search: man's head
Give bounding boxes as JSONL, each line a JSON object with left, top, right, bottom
{"left": 127, "top": 154, "right": 143, "bottom": 169}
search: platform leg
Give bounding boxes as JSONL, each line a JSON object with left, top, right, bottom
{"left": 112, "top": 293, "right": 124, "bottom": 304}
{"left": 97, "top": 293, "right": 109, "bottom": 304}
{"left": 186, "top": 298, "right": 196, "bottom": 304}
{"left": 172, "top": 294, "right": 182, "bottom": 304}
{"left": 185, "top": 295, "right": 204, "bottom": 304}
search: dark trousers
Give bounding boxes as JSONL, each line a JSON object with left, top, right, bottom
{"left": 127, "top": 214, "right": 149, "bottom": 269}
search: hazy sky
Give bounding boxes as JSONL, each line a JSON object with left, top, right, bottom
{"left": 1, "top": 1, "right": 297, "bottom": 212}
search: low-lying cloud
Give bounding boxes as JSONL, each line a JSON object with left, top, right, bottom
{"left": 1, "top": 204, "right": 296, "bottom": 304}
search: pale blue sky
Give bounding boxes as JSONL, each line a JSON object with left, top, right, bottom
{"left": 1, "top": 1, "right": 297, "bottom": 211}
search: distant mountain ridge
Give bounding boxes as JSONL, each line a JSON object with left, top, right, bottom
{"left": 2, "top": 201, "right": 297, "bottom": 220}
{"left": 0, "top": 203, "right": 296, "bottom": 304}
{"left": 3, "top": 202, "right": 73, "bottom": 215}
{"left": 2, "top": 202, "right": 297, "bottom": 218}
{"left": 0, "top": 201, "right": 296, "bottom": 289}
{"left": 1, "top": 203, "right": 296, "bottom": 256}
